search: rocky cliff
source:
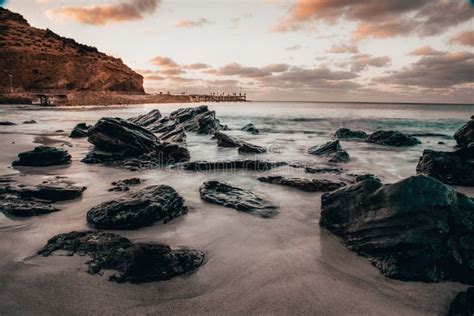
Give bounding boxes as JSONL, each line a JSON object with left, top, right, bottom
{"left": 0, "top": 8, "right": 144, "bottom": 94}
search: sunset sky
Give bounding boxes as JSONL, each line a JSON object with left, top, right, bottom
{"left": 4, "top": 0, "right": 474, "bottom": 103}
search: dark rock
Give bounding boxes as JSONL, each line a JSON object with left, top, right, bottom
{"left": 258, "top": 176, "right": 345, "bottom": 192}
{"left": 200, "top": 181, "right": 277, "bottom": 218}
{"left": 179, "top": 160, "right": 287, "bottom": 172}
{"left": 238, "top": 142, "right": 266, "bottom": 154}
{"left": 454, "top": 119, "right": 474, "bottom": 147}
{"left": 0, "top": 120, "right": 16, "bottom": 125}
{"left": 109, "top": 178, "right": 142, "bottom": 192}
{"left": 367, "top": 130, "right": 421, "bottom": 146}
{"left": 69, "top": 122, "right": 91, "bottom": 138}
{"left": 159, "top": 127, "right": 186, "bottom": 143}
{"left": 12, "top": 146, "right": 71, "bottom": 167}
{"left": 448, "top": 287, "right": 474, "bottom": 316}
{"left": 305, "top": 166, "right": 343, "bottom": 174}
{"left": 308, "top": 140, "right": 341, "bottom": 155}
{"left": 128, "top": 109, "right": 162, "bottom": 127}
{"left": 416, "top": 147, "right": 474, "bottom": 186}
{"left": 37, "top": 231, "right": 205, "bottom": 284}
{"left": 241, "top": 123, "right": 259, "bottom": 135}
{"left": 320, "top": 175, "right": 474, "bottom": 283}
{"left": 438, "top": 141, "right": 445, "bottom": 145}
{"left": 87, "top": 185, "right": 187, "bottom": 229}
{"left": 0, "top": 198, "right": 59, "bottom": 217}
{"left": 214, "top": 131, "right": 241, "bottom": 147}
{"left": 410, "top": 132, "right": 450, "bottom": 138}
{"left": 2, "top": 184, "right": 85, "bottom": 202}
{"left": 327, "top": 150, "right": 350, "bottom": 163}
{"left": 22, "top": 119, "right": 37, "bottom": 124}
{"left": 349, "top": 174, "right": 381, "bottom": 183}
{"left": 334, "top": 128, "right": 367, "bottom": 140}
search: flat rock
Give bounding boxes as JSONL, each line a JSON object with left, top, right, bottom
{"left": 69, "top": 122, "right": 91, "bottom": 138}
{"left": 305, "top": 166, "right": 343, "bottom": 174}
{"left": 241, "top": 123, "right": 259, "bottom": 134}
{"left": 37, "top": 231, "right": 205, "bottom": 284}
{"left": 179, "top": 160, "right": 287, "bottom": 171}
{"left": 334, "top": 128, "right": 367, "bottom": 140}
{"left": 200, "top": 181, "right": 277, "bottom": 218}
{"left": 454, "top": 119, "right": 474, "bottom": 147}
{"left": 238, "top": 142, "right": 266, "bottom": 154}
{"left": 448, "top": 287, "right": 474, "bottom": 316}
{"left": 0, "top": 120, "right": 16, "bottom": 125}
{"left": 308, "top": 140, "right": 341, "bottom": 155}
{"left": 367, "top": 130, "right": 421, "bottom": 146}
{"left": 12, "top": 146, "right": 71, "bottom": 167}
{"left": 416, "top": 146, "right": 474, "bottom": 186}
{"left": 0, "top": 198, "right": 59, "bottom": 217}
{"left": 22, "top": 119, "right": 37, "bottom": 124}
{"left": 327, "top": 150, "right": 350, "bottom": 163}
{"left": 109, "top": 178, "right": 142, "bottom": 192}
{"left": 320, "top": 175, "right": 474, "bottom": 283}
{"left": 2, "top": 183, "right": 85, "bottom": 202}
{"left": 258, "top": 176, "right": 345, "bottom": 192}
{"left": 87, "top": 185, "right": 187, "bottom": 229}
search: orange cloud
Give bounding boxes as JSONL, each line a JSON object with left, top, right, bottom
{"left": 183, "top": 63, "right": 210, "bottom": 70}
{"left": 53, "top": 0, "right": 160, "bottom": 25}
{"left": 450, "top": 31, "right": 474, "bottom": 47}
{"left": 150, "top": 56, "right": 179, "bottom": 68}
{"left": 409, "top": 46, "right": 443, "bottom": 56}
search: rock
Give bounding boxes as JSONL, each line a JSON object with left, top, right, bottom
{"left": 12, "top": 146, "right": 71, "bottom": 167}
{"left": 416, "top": 147, "right": 474, "bottom": 186}
{"left": 320, "top": 175, "right": 474, "bottom": 283}
{"left": 334, "top": 128, "right": 367, "bottom": 139}
{"left": 305, "top": 166, "right": 343, "bottom": 174}
{"left": 241, "top": 123, "right": 259, "bottom": 134}
{"left": 159, "top": 127, "right": 186, "bottom": 143}
{"left": 448, "top": 287, "right": 474, "bottom": 316}
{"left": 87, "top": 185, "right": 187, "bottom": 229}
{"left": 367, "top": 130, "right": 421, "bottom": 146}
{"left": 0, "top": 198, "right": 59, "bottom": 217}
{"left": 308, "top": 140, "right": 341, "bottom": 156}
{"left": 0, "top": 120, "right": 16, "bottom": 125}
{"left": 129, "top": 109, "right": 162, "bottom": 127}
{"left": 349, "top": 173, "right": 381, "bottom": 183}
{"left": 200, "top": 181, "right": 277, "bottom": 218}
{"left": 214, "top": 131, "right": 241, "bottom": 147}
{"left": 258, "top": 176, "right": 345, "bottom": 192}
{"left": 22, "top": 119, "right": 37, "bottom": 124}
{"left": 37, "top": 231, "right": 205, "bottom": 283}
{"left": 2, "top": 183, "right": 85, "bottom": 202}
{"left": 238, "top": 142, "right": 266, "bottom": 154}
{"left": 179, "top": 160, "right": 287, "bottom": 172}
{"left": 109, "top": 178, "right": 142, "bottom": 192}
{"left": 83, "top": 117, "right": 190, "bottom": 169}
{"left": 327, "top": 150, "right": 350, "bottom": 163}
{"left": 454, "top": 119, "right": 474, "bottom": 147}
{"left": 69, "top": 122, "right": 91, "bottom": 138}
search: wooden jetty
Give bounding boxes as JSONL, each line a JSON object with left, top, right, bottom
{"left": 189, "top": 92, "right": 247, "bottom": 102}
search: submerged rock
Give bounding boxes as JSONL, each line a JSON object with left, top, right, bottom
{"left": 87, "top": 185, "right": 187, "bottom": 229}
{"left": 258, "top": 176, "right": 345, "bottom": 192}
{"left": 0, "top": 198, "right": 59, "bottom": 217}
{"left": 238, "top": 142, "right": 266, "bottom": 154}
{"left": 2, "top": 183, "right": 85, "bottom": 202}
{"left": 0, "top": 120, "right": 16, "bottom": 126}
{"left": 214, "top": 131, "right": 241, "bottom": 147}
{"left": 320, "top": 175, "right": 474, "bottom": 283}
{"left": 12, "top": 146, "right": 71, "bottom": 167}
{"left": 308, "top": 140, "right": 341, "bottom": 156}
{"left": 179, "top": 160, "right": 287, "bottom": 172}
{"left": 69, "top": 122, "right": 91, "bottom": 138}
{"left": 241, "top": 123, "right": 259, "bottom": 135}
{"left": 108, "top": 178, "right": 142, "bottom": 192}
{"left": 448, "top": 287, "right": 474, "bottom": 316}
{"left": 37, "top": 231, "right": 205, "bottom": 284}
{"left": 367, "top": 130, "right": 421, "bottom": 147}
{"left": 327, "top": 150, "right": 350, "bottom": 163}
{"left": 416, "top": 147, "right": 474, "bottom": 186}
{"left": 349, "top": 173, "right": 381, "bottom": 183}
{"left": 334, "top": 128, "right": 367, "bottom": 140}
{"left": 22, "top": 119, "right": 37, "bottom": 124}
{"left": 305, "top": 166, "right": 343, "bottom": 174}
{"left": 454, "top": 119, "right": 474, "bottom": 147}
{"left": 200, "top": 181, "right": 277, "bottom": 218}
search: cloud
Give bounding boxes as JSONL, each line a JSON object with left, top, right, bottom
{"left": 145, "top": 75, "right": 165, "bottom": 80}
{"left": 150, "top": 56, "right": 179, "bottom": 68}
{"left": 450, "top": 30, "right": 474, "bottom": 47}
{"left": 272, "top": 0, "right": 473, "bottom": 40}
{"left": 262, "top": 64, "right": 290, "bottom": 73}
{"left": 327, "top": 44, "right": 359, "bottom": 54}
{"left": 183, "top": 63, "right": 210, "bottom": 70}
{"left": 175, "top": 18, "right": 211, "bottom": 28}
{"left": 217, "top": 63, "right": 272, "bottom": 78}
{"left": 338, "top": 54, "right": 391, "bottom": 72}
{"left": 376, "top": 51, "right": 474, "bottom": 88}
{"left": 52, "top": 0, "right": 159, "bottom": 25}
{"left": 285, "top": 44, "right": 303, "bottom": 51}
{"left": 160, "top": 68, "right": 185, "bottom": 76}
{"left": 409, "top": 46, "right": 443, "bottom": 56}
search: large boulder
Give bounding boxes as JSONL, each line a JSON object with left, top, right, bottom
{"left": 241, "top": 123, "right": 259, "bottom": 135}
{"left": 448, "top": 287, "right": 474, "bottom": 316}
{"left": 69, "top": 122, "right": 91, "bottom": 138}
{"left": 37, "top": 231, "right": 205, "bottom": 283}
{"left": 416, "top": 146, "right": 474, "bottom": 186}
{"left": 200, "top": 181, "right": 277, "bottom": 218}
{"left": 12, "top": 146, "right": 71, "bottom": 167}
{"left": 179, "top": 160, "right": 286, "bottom": 172}
{"left": 320, "top": 175, "right": 474, "bottom": 283}
{"left": 367, "top": 130, "right": 420, "bottom": 146}
{"left": 454, "top": 119, "right": 474, "bottom": 147}
{"left": 87, "top": 185, "right": 187, "bottom": 229}
{"left": 258, "top": 176, "right": 345, "bottom": 192}
{"left": 334, "top": 128, "right": 367, "bottom": 140}
{"left": 2, "top": 183, "right": 85, "bottom": 202}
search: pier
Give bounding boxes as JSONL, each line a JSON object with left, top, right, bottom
{"left": 189, "top": 92, "right": 247, "bottom": 102}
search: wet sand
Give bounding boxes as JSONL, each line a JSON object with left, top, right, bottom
{"left": 0, "top": 102, "right": 472, "bottom": 315}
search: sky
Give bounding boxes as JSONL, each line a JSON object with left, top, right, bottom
{"left": 4, "top": 0, "right": 474, "bottom": 103}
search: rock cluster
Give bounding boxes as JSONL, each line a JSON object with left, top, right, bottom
{"left": 87, "top": 185, "right": 187, "bottom": 229}
{"left": 37, "top": 231, "right": 205, "bottom": 284}
{"left": 320, "top": 175, "right": 474, "bottom": 283}
{"left": 200, "top": 181, "right": 277, "bottom": 218}
{"left": 12, "top": 146, "right": 71, "bottom": 167}
{"left": 258, "top": 176, "right": 345, "bottom": 192}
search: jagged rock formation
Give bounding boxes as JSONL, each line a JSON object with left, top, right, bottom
{"left": 0, "top": 8, "right": 144, "bottom": 94}
{"left": 454, "top": 119, "right": 474, "bottom": 147}
{"left": 213, "top": 131, "right": 266, "bottom": 154}
{"left": 37, "top": 231, "right": 205, "bottom": 283}
{"left": 258, "top": 176, "right": 345, "bottom": 192}
{"left": 320, "top": 175, "right": 474, "bottom": 283}
{"left": 69, "top": 123, "right": 91, "bottom": 138}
